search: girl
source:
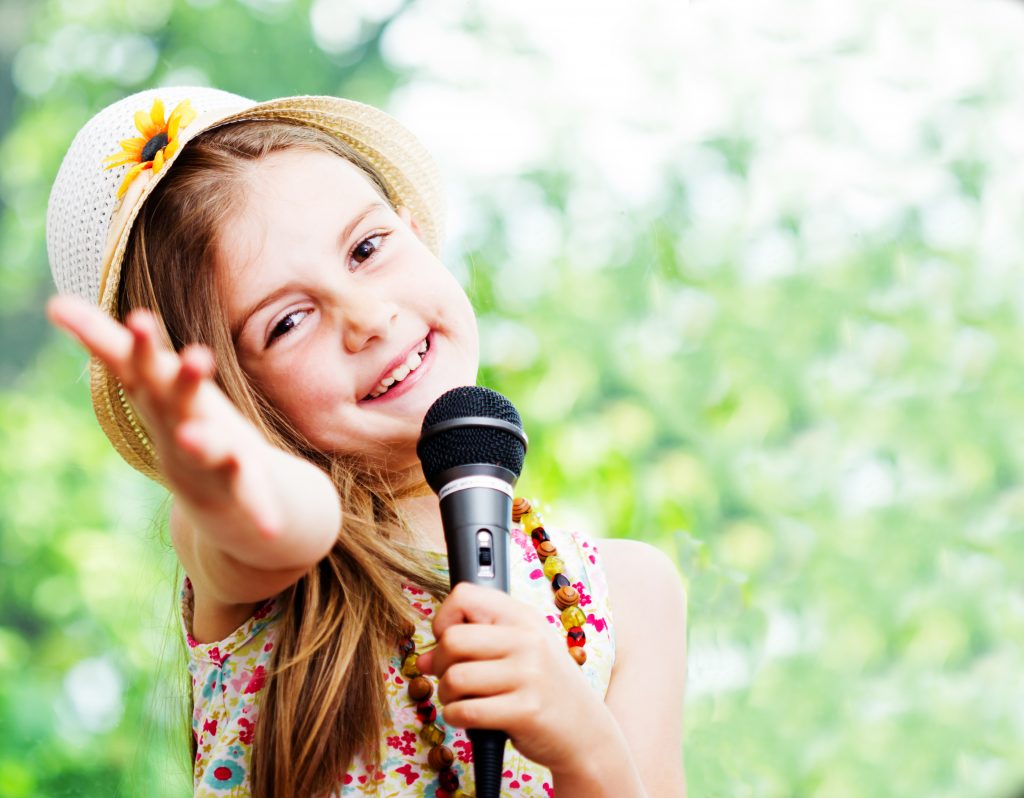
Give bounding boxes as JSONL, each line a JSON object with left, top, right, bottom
{"left": 45, "top": 87, "right": 686, "bottom": 797}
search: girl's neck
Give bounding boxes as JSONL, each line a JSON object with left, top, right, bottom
{"left": 397, "top": 491, "right": 447, "bottom": 553}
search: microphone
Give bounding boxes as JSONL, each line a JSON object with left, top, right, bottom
{"left": 417, "top": 386, "right": 528, "bottom": 798}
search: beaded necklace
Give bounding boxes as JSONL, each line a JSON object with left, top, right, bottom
{"left": 395, "top": 497, "right": 592, "bottom": 798}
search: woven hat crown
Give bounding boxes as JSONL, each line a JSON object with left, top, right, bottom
{"left": 45, "top": 86, "right": 446, "bottom": 485}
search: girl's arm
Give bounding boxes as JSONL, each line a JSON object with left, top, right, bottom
{"left": 47, "top": 295, "right": 341, "bottom": 635}
{"left": 597, "top": 538, "right": 687, "bottom": 796}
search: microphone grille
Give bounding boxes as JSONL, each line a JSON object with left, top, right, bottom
{"left": 418, "top": 386, "right": 526, "bottom": 485}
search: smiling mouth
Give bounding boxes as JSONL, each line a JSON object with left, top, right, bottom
{"left": 364, "top": 337, "right": 430, "bottom": 400}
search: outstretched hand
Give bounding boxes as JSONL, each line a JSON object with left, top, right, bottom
{"left": 46, "top": 294, "right": 285, "bottom": 543}
{"left": 416, "top": 582, "right": 625, "bottom": 781}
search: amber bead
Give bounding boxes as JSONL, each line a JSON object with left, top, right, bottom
{"left": 428, "top": 744, "right": 456, "bottom": 770}
{"left": 536, "top": 541, "right": 558, "bottom": 561}
{"left": 439, "top": 767, "right": 460, "bottom": 792}
{"left": 401, "top": 653, "right": 421, "bottom": 678}
{"left": 398, "top": 637, "right": 415, "bottom": 657}
{"left": 569, "top": 646, "right": 587, "bottom": 666}
{"left": 554, "top": 585, "right": 579, "bottom": 610}
{"left": 566, "top": 626, "right": 586, "bottom": 647}
{"left": 420, "top": 722, "right": 446, "bottom": 746}
{"left": 531, "top": 527, "right": 550, "bottom": 545}
{"left": 415, "top": 700, "right": 437, "bottom": 724}
{"left": 522, "top": 513, "right": 543, "bottom": 534}
{"left": 512, "top": 497, "right": 532, "bottom": 522}
{"left": 542, "top": 555, "right": 566, "bottom": 581}
{"left": 408, "top": 676, "right": 433, "bottom": 702}
{"left": 551, "top": 573, "right": 571, "bottom": 590}
{"left": 561, "top": 605, "right": 586, "bottom": 630}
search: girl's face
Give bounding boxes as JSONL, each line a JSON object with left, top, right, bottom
{"left": 217, "top": 148, "right": 479, "bottom": 470}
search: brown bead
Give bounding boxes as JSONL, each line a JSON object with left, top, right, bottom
{"left": 408, "top": 676, "right": 433, "bottom": 702}
{"left": 512, "top": 497, "right": 532, "bottom": 522}
{"left": 554, "top": 585, "right": 579, "bottom": 610}
{"left": 569, "top": 646, "right": 587, "bottom": 666}
{"left": 428, "top": 744, "right": 456, "bottom": 770}
{"left": 536, "top": 541, "right": 558, "bottom": 560}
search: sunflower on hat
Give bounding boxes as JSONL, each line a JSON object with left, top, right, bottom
{"left": 103, "top": 97, "right": 197, "bottom": 199}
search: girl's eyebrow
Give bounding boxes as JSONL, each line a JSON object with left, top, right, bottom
{"left": 230, "top": 200, "right": 391, "bottom": 343}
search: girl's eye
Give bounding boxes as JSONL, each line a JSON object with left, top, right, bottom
{"left": 267, "top": 309, "right": 310, "bottom": 347}
{"left": 351, "top": 232, "right": 388, "bottom": 268}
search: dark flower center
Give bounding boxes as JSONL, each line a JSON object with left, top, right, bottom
{"left": 140, "top": 132, "right": 169, "bottom": 163}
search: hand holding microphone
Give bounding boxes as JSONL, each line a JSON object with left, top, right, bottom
{"left": 417, "top": 386, "right": 527, "bottom": 798}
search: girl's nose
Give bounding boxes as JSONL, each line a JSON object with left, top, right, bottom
{"left": 339, "top": 285, "right": 398, "bottom": 352}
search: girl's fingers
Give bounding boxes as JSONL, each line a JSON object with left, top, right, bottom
{"left": 417, "top": 624, "right": 515, "bottom": 677}
{"left": 46, "top": 294, "right": 134, "bottom": 373}
{"left": 434, "top": 660, "right": 520, "bottom": 707}
{"left": 170, "top": 345, "right": 215, "bottom": 420}
{"left": 430, "top": 582, "right": 535, "bottom": 643}
{"left": 125, "top": 309, "right": 174, "bottom": 396}
{"left": 438, "top": 691, "right": 534, "bottom": 734}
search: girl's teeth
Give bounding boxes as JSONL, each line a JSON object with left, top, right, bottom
{"left": 368, "top": 337, "right": 429, "bottom": 399}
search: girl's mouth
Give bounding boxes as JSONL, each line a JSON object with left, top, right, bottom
{"left": 363, "top": 334, "right": 431, "bottom": 401}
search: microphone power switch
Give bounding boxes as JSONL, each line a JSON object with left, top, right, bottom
{"left": 476, "top": 529, "right": 495, "bottom": 577}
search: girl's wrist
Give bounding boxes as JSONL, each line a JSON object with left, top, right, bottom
{"left": 547, "top": 704, "right": 647, "bottom": 798}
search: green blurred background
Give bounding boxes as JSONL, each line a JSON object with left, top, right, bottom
{"left": 2, "top": 0, "right": 1023, "bottom": 795}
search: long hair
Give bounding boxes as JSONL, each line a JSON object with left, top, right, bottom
{"left": 117, "top": 120, "right": 450, "bottom": 797}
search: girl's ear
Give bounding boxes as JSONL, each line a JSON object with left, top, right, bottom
{"left": 396, "top": 206, "right": 425, "bottom": 242}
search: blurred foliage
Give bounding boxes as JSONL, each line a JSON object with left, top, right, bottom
{"left": 2, "top": 0, "right": 1023, "bottom": 796}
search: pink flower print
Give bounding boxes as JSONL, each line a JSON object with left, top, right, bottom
{"left": 586, "top": 613, "right": 607, "bottom": 634}
{"left": 186, "top": 633, "right": 198, "bottom": 648}
{"left": 522, "top": 773, "right": 533, "bottom": 782}
{"left": 453, "top": 738, "right": 473, "bottom": 763}
{"left": 342, "top": 774, "right": 353, "bottom": 785}
{"left": 543, "top": 781, "right": 555, "bottom": 797}
{"left": 411, "top": 601, "right": 433, "bottom": 617}
{"left": 572, "top": 581, "right": 592, "bottom": 608}
{"left": 263, "top": 642, "right": 273, "bottom": 652}
{"left": 203, "top": 718, "right": 217, "bottom": 736}
{"left": 208, "top": 647, "right": 225, "bottom": 666}
{"left": 387, "top": 730, "right": 417, "bottom": 756}
{"left": 244, "top": 665, "right": 267, "bottom": 694}
{"left": 395, "top": 763, "right": 420, "bottom": 785}
{"left": 238, "top": 717, "right": 255, "bottom": 745}
{"left": 529, "top": 569, "right": 544, "bottom": 581}
{"left": 253, "top": 600, "right": 274, "bottom": 620}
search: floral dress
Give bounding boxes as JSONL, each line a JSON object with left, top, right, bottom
{"left": 181, "top": 521, "right": 616, "bottom": 797}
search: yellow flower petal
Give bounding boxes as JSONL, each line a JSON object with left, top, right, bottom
{"left": 168, "top": 99, "right": 196, "bottom": 140}
{"left": 149, "top": 98, "right": 165, "bottom": 129}
{"left": 134, "top": 109, "right": 160, "bottom": 139}
{"left": 119, "top": 137, "right": 147, "bottom": 156}
{"left": 103, "top": 154, "right": 138, "bottom": 170}
{"left": 162, "top": 138, "right": 179, "bottom": 161}
{"left": 116, "top": 161, "right": 152, "bottom": 199}
{"left": 152, "top": 149, "right": 165, "bottom": 173}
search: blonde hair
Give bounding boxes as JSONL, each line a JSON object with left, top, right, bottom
{"left": 118, "top": 120, "right": 450, "bottom": 797}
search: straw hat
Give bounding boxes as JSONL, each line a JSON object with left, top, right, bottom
{"left": 46, "top": 87, "right": 446, "bottom": 485}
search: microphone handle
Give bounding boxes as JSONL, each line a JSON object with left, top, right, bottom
{"left": 439, "top": 483, "right": 512, "bottom": 798}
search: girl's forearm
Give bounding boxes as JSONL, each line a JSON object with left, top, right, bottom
{"left": 549, "top": 716, "right": 649, "bottom": 798}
